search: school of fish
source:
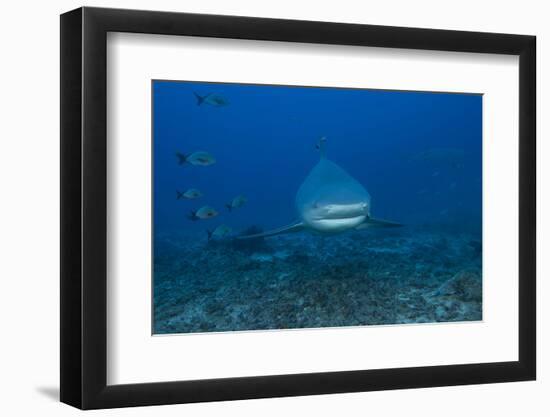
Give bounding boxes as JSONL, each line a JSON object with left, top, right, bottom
{"left": 176, "top": 92, "right": 245, "bottom": 240}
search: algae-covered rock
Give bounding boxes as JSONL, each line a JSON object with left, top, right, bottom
{"left": 154, "top": 227, "right": 483, "bottom": 334}
{"left": 434, "top": 269, "right": 482, "bottom": 302}
{"left": 250, "top": 253, "right": 274, "bottom": 263}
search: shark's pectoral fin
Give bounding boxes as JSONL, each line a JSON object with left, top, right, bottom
{"left": 356, "top": 217, "right": 403, "bottom": 230}
{"left": 236, "top": 222, "right": 305, "bottom": 239}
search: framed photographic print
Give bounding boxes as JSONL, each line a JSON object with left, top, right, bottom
{"left": 60, "top": 7, "right": 536, "bottom": 409}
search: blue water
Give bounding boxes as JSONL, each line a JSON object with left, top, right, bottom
{"left": 153, "top": 80, "right": 482, "bottom": 334}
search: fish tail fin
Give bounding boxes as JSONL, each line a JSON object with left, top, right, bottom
{"left": 187, "top": 210, "right": 198, "bottom": 221}
{"left": 176, "top": 190, "right": 183, "bottom": 199}
{"left": 316, "top": 136, "right": 327, "bottom": 159}
{"left": 207, "top": 230, "right": 213, "bottom": 241}
{"left": 225, "top": 204, "right": 233, "bottom": 212}
{"left": 194, "top": 92, "right": 205, "bottom": 106}
{"left": 176, "top": 152, "right": 187, "bottom": 165}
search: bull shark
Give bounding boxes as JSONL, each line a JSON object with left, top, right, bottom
{"left": 238, "top": 137, "right": 401, "bottom": 240}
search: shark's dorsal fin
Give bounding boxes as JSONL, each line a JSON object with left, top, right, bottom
{"left": 235, "top": 222, "right": 304, "bottom": 240}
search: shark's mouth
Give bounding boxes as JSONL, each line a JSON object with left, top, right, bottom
{"left": 314, "top": 202, "right": 369, "bottom": 220}
{"left": 304, "top": 201, "right": 369, "bottom": 233}
{"left": 309, "top": 215, "right": 367, "bottom": 233}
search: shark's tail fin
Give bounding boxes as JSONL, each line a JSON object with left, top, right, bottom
{"left": 176, "top": 152, "right": 187, "bottom": 165}
{"left": 316, "top": 136, "right": 327, "bottom": 159}
{"left": 176, "top": 190, "right": 184, "bottom": 200}
{"left": 194, "top": 92, "right": 205, "bottom": 106}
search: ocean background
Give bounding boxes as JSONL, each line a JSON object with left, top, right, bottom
{"left": 153, "top": 80, "right": 482, "bottom": 334}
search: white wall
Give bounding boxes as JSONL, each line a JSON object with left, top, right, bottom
{"left": 0, "top": 0, "right": 545, "bottom": 415}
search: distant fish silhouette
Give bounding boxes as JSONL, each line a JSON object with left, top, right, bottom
{"left": 207, "top": 225, "right": 233, "bottom": 240}
{"left": 194, "top": 92, "right": 229, "bottom": 107}
{"left": 226, "top": 195, "right": 247, "bottom": 211}
{"left": 188, "top": 206, "right": 219, "bottom": 221}
{"left": 238, "top": 137, "right": 401, "bottom": 240}
{"left": 177, "top": 189, "right": 202, "bottom": 200}
{"left": 176, "top": 151, "right": 216, "bottom": 166}
{"left": 410, "top": 148, "right": 465, "bottom": 168}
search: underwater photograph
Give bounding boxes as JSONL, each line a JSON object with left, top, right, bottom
{"left": 152, "top": 80, "right": 482, "bottom": 335}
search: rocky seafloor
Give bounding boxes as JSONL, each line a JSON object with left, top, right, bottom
{"left": 153, "top": 225, "right": 482, "bottom": 334}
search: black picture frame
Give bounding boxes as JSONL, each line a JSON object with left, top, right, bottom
{"left": 60, "top": 6, "right": 536, "bottom": 410}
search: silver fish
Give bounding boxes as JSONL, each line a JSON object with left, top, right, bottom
{"left": 177, "top": 188, "right": 202, "bottom": 199}
{"left": 188, "top": 206, "right": 219, "bottom": 221}
{"left": 207, "top": 225, "right": 233, "bottom": 240}
{"left": 176, "top": 151, "right": 216, "bottom": 166}
{"left": 226, "top": 195, "right": 247, "bottom": 211}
